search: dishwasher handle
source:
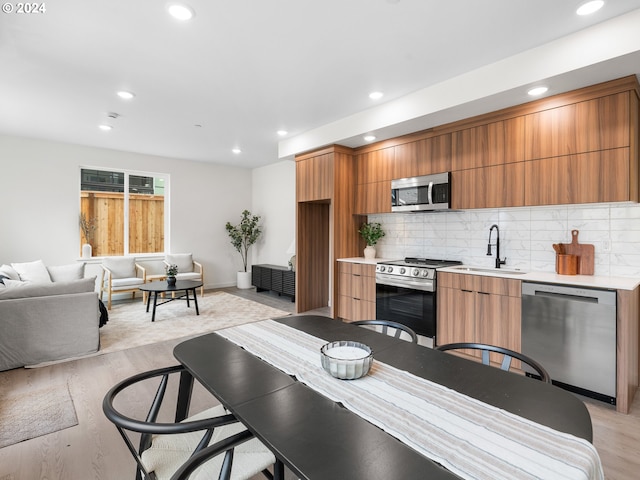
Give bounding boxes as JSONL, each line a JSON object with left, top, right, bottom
{"left": 522, "top": 282, "right": 616, "bottom": 306}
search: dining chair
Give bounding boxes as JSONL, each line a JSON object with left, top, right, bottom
{"left": 435, "top": 342, "right": 551, "bottom": 383}
{"left": 100, "top": 257, "right": 146, "bottom": 309}
{"left": 102, "top": 365, "right": 277, "bottom": 480}
{"left": 351, "top": 320, "right": 418, "bottom": 344}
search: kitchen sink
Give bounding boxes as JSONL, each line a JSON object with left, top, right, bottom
{"left": 450, "top": 266, "right": 528, "bottom": 275}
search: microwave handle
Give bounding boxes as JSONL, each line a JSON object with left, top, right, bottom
{"left": 427, "top": 182, "right": 434, "bottom": 205}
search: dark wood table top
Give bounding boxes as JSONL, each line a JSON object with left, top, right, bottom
{"left": 138, "top": 279, "right": 203, "bottom": 292}
{"left": 174, "top": 314, "right": 593, "bottom": 480}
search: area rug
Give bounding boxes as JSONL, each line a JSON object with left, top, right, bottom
{"left": 97, "top": 291, "right": 290, "bottom": 354}
{"left": 0, "top": 383, "right": 78, "bottom": 448}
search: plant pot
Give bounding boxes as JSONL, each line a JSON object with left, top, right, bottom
{"left": 81, "top": 243, "right": 92, "bottom": 258}
{"left": 237, "top": 271, "right": 252, "bottom": 289}
{"left": 167, "top": 276, "right": 177, "bottom": 286}
{"left": 364, "top": 245, "right": 376, "bottom": 259}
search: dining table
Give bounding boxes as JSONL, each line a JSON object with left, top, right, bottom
{"left": 173, "top": 315, "right": 602, "bottom": 480}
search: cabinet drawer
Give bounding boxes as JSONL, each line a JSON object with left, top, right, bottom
{"left": 439, "top": 272, "right": 521, "bottom": 297}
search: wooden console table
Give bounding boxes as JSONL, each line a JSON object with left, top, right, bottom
{"left": 252, "top": 264, "right": 295, "bottom": 302}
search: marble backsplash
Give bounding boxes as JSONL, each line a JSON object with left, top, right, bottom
{"left": 368, "top": 202, "right": 640, "bottom": 278}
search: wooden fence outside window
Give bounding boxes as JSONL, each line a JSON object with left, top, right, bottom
{"left": 80, "top": 191, "right": 164, "bottom": 256}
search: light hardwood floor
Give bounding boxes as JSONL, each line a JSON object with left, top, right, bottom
{"left": 0, "top": 288, "right": 638, "bottom": 479}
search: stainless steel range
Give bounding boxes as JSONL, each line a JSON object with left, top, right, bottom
{"left": 375, "top": 257, "right": 461, "bottom": 338}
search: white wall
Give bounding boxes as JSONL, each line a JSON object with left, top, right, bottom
{"left": 251, "top": 160, "right": 296, "bottom": 267}
{"left": 0, "top": 134, "right": 254, "bottom": 288}
{"left": 369, "top": 203, "right": 640, "bottom": 278}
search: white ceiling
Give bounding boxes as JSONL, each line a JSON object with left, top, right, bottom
{"left": 1, "top": 0, "right": 640, "bottom": 168}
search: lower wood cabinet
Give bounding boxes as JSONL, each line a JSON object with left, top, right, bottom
{"left": 251, "top": 264, "right": 295, "bottom": 302}
{"left": 337, "top": 262, "right": 376, "bottom": 321}
{"left": 437, "top": 272, "right": 521, "bottom": 366}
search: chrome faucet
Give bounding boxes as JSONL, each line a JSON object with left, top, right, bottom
{"left": 487, "top": 224, "right": 506, "bottom": 268}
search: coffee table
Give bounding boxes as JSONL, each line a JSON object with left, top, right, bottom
{"left": 139, "top": 280, "right": 203, "bottom": 322}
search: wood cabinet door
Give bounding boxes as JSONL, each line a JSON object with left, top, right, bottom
{"left": 394, "top": 134, "right": 452, "bottom": 178}
{"left": 356, "top": 147, "right": 395, "bottom": 184}
{"left": 451, "top": 162, "right": 525, "bottom": 209}
{"left": 296, "top": 152, "right": 333, "bottom": 202}
{"left": 524, "top": 148, "right": 630, "bottom": 206}
{"left": 436, "top": 287, "right": 476, "bottom": 350}
{"left": 524, "top": 92, "right": 630, "bottom": 161}
{"left": 354, "top": 181, "right": 392, "bottom": 214}
{"left": 451, "top": 118, "right": 525, "bottom": 171}
{"left": 476, "top": 293, "right": 522, "bottom": 368}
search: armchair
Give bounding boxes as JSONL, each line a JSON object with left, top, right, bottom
{"left": 100, "top": 257, "right": 146, "bottom": 310}
{"left": 164, "top": 253, "right": 204, "bottom": 296}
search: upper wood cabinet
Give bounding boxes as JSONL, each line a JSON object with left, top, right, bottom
{"left": 452, "top": 162, "right": 525, "bottom": 210}
{"left": 451, "top": 118, "right": 525, "bottom": 170}
{"left": 395, "top": 133, "right": 452, "bottom": 177}
{"left": 356, "top": 147, "right": 395, "bottom": 184}
{"left": 296, "top": 150, "right": 334, "bottom": 202}
{"left": 524, "top": 148, "right": 630, "bottom": 206}
{"left": 355, "top": 181, "right": 391, "bottom": 214}
{"left": 524, "top": 92, "right": 630, "bottom": 161}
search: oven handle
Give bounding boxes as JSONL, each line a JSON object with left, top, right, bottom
{"left": 376, "top": 276, "right": 434, "bottom": 292}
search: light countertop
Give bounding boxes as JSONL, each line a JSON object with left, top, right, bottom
{"left": 338, "top": 257, "right": 640, "bottom": 291}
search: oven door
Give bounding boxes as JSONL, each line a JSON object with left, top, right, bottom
{"left": 375, "top": 280, "right": 436, "bottom": 338}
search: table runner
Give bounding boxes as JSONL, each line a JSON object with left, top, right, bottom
{"left": 216, "top": 320, "right": 604, "bottom": 480}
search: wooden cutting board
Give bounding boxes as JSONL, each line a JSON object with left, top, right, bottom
{"left": 561, "top": 230, "right": 595, "bottom": 275}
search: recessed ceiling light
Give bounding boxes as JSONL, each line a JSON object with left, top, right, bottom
{"left": 576, "top": 0, "right": 604, "bottom": 16}
{"left": 232, "top": 148, "right": 242, "bottom": 154}
{"left": 99, "top": 124, "right": 113, "bottom": 131}
{"left": 369, "top": 91, "right": 384, "bottom": 100}
{"left": 527, "top": 86, "right": 549, "bottom": 96}
{"left": 116, "top": 90, "right": 135, "bottom": 100}
{"left": 277, "top": 130, "right": 288, "bottom": 136}
{"left": 364, "top": 135, "right": 376, "bottom": 142}
{"left": 167, "top": 3, "right": 195, "bottom": 21}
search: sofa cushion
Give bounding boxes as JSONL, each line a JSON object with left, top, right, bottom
{"left": 103, "top": 257, "right": 136, "bottom": 278}
{"left": 48, "top": 263, "right": 86, "bottom": 282}
{"left": 0, "top": 264, "right": 20, "bottom": 281}
{"left": 0, "top": 276, "right": 96, "bottom": 300}
{"left": 166, "top": 253, "right": 194, "bottom": 273}
{"left": 11, "top": 260, "right": 52, "bottom": 283}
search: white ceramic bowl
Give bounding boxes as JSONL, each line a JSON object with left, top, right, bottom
{"left": 320, "top": 341, "right": 373, "bottom": 380}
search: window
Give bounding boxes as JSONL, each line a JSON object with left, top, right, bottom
{"left": 80, "top": 168, "right": 168, "bottom": 256}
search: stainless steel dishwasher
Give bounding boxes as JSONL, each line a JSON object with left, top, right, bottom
{"left": 521, "top": 282, "right": 616, "bottom": 405}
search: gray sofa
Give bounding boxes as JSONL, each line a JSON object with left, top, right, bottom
{"left": 0, "top": 277, "right": 100, "bottom": 371}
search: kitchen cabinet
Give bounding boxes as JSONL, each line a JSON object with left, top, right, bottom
{"left": 524, "top": 92, "right": 630, "bottom": 161}
{"left": 452, "top": 162, "right": 525, "bottom": 209}
{"left": 355, "top": 147, "right": 395, "bottom": 184}
{"left": 394, "top": 134, "right": 452, "bottom": 177}
{"left": 524, "top": 148, "right": 630, "bottom": 206}
{"left": 451, "top": 118, "right": 525, "bottom": 171}
{"left": 337, "top": 262, "right": 376, "bottom": 321}
{"left": 296, "top": 150, "right": 334, "bottom": 202}
{"left": 354, "top": 181, "right": 391, "bottom": 214}
{"left": 437, "top": 272, "right": 521, "bottom": 366}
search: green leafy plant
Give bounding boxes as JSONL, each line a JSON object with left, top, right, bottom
{"left": 225, "top": 210, "right": 262, "bottom": 272}
{"left": 165, "top": 264, "right": 178, "bottom": 277}
{"left": 358, "top": 222, "right": 385, "bottom": 246}
{"left": 79, "top": 213, "right": 97, "bottom": 244}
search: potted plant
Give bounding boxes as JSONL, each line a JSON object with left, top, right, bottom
{"left": 165, "top": 263, "right": 178, "bottom": 286}
{"left": 79, "top": 213, "right": 97, "bottom": 258}
{"left": 358, "top": 222, "right": 385, "bottom": 259}
{"left": 225, "top": 210, "right": 262, "bottom": 289}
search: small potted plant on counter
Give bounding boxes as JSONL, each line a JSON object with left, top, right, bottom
{"left": 358, "top": 222, "right": 385, "bottom": 259}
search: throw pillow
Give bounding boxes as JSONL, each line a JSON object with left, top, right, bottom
{"left": 11, "top": 260, "right": 52, "bottom": 283}
{"left": 48, "top": 262, "right": 86, "bottom": 282}
{"left": 166, "top": 253, "right": 194, "bottom": 273}
{"left": 0, "top": 264, "right": 20, "bottom": 281}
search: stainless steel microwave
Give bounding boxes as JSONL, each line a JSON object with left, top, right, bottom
{"left": 391, "top": 173, "right": 451, "bottom": 212}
